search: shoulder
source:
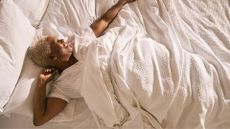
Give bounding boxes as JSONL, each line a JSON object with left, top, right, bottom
{"left": 55, "top": 62, "right": 84, "bottom": 81}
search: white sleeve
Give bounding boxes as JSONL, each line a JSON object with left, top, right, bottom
{"left": 48, "top": 86, "right": 70, "bottom": 103}
{"left": 73, "top": 27, "right": 96, "bottom": 60}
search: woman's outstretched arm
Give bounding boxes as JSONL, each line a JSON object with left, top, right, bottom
{"left": 90, "top": 0, "right": 136, "bottom": 37}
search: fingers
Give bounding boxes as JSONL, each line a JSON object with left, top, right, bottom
{"left": 41, "top": 67, "right": 57, "bottom": 76}
{"left": 44, "top": 68, "right": 56, "bottom": 73}
{"left": 38, "top": 68, "right": 58, "bottom": 83}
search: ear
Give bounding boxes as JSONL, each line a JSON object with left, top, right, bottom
{"left": 49, "top": 55, "right": 58, "bottom": 60}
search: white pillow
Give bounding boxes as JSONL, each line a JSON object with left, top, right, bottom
{"left": 13, "top": 0, "right": 49, "bottom": 27}
{"left": 0, "top": 0, "right": 35, "bottom": 112}
{"left": 2, "top": 56, "right": 41, "bottom": 116}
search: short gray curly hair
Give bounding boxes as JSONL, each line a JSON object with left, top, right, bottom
{"left": 27, "top": 37, "right": 55, "bottom": 67}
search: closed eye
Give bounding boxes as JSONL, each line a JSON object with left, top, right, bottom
{"left": 57, "top": 39, "right": 64, "bottom": 43}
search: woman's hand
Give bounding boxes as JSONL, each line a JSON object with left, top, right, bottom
{"left": 118, "top": 0, "right": 136, "bottom": 5}
{"left": 38, "top": 68, "right": 57, "bottom": 85}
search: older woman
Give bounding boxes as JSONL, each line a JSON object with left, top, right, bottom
{"left": 28, "top": 0, "right": 136, "bottom": 126}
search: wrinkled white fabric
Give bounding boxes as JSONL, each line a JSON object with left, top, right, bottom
{"left": 1, "top": 0, "right": 229, "bottom": 128}
{"left": 0, "top": 0, "right": 35, "bottom": 112}
{"left": 44, "top": 0, "right": 230, "bottom": 128}
{"left": 48, "top": 62, "right": 83, "bottom": 103}
{"left": 77, "top": 0, "right": 230, "bottom": 128}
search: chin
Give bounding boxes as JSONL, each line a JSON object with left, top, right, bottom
{"left": 66, "top": 54, "right": 72, "bottom": 61}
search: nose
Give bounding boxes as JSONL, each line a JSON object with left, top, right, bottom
{"left": 63, "top": 43, "right": 68, "bottom": 48}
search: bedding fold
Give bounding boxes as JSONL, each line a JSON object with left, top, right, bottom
{"left": 78, "top": 0, "right": 230, "bottom": 128}
{"left": 1, "top": 0, "right": 229, "bottom": 128}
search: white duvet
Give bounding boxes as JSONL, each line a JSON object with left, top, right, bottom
{"left": 82, "top": 23, "right": 230, "bottom": 129}
{"left": 1, "top": 0, "right": 229, "bottom": 128}
{"left": 80, "top": 0, "right": 230, "bottom": 128}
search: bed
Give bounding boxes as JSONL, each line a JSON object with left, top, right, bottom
{"left": 0, "top": 0, "right": 229, "bottom": 128}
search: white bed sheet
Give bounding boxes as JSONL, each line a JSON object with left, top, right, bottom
{"left": 13, "top": 0, "right": 49, "bottom": 27}
{"left": 0, "top": 0, "right": 36, "bottom": 112}
{"left": 1, "top": 0, "right": 229, "bottom": 128}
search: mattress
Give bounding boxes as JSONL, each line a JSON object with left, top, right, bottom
{"left": 0, "top": 0, "right": 229, "bottom": 128}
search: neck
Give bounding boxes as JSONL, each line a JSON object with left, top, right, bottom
{"left": 59, "top": 55, "right": 77, "bottom": 72}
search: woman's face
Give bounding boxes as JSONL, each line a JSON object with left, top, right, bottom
{"left": 46, "top": 36, "right": 73, "bottom": 62}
